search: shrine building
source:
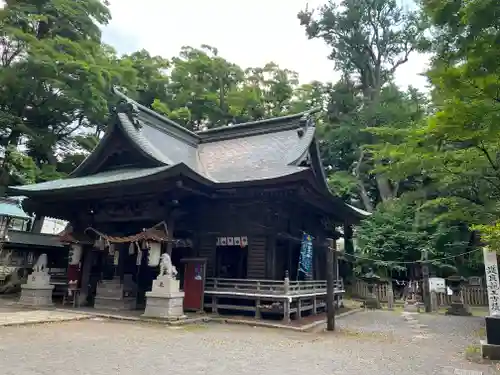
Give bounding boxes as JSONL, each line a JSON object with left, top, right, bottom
{"left": 8, "top": 88, "right": 368, "bottom": 321}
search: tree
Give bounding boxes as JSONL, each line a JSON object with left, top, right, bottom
{"left": 319, "top": 83, "right": 428, "bottom": 211}
{"left": 0, "top": 0, "right": 136, "bottom": 187}
{"left": 356, "top": 198, "right": 480, "bottom": 277}
{"left": 368, "top": 0, "right": 500, "bottom": 253}
{"left": 298, "top": 0, "right": 428, "bottom": 209}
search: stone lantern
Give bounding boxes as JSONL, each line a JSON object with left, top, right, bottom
{"left": 360, "top": 268, "right": 382, "bottom": 309}
{"left": 445, "top": 275, "right": 471, "bottom": 316}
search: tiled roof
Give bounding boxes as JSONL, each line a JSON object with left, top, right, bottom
{"left": 6, "top": 230, "right": 64, "bottom": 248}
{"left": 8, "top": 89, "right": 370, "bottom": 219}
{"left": 12, "top": 166, "right": 171, "bottom": 192}
{"left": 0, "top": 198, "right": 30, "bottom": 219}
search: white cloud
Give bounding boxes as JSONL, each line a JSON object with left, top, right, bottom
{"left": 103, "top": 0, "right": 429, "bottom": 90}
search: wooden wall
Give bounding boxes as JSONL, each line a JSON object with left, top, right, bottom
{"left": 247, "top": 236, "right": 266, "bottom": 279}
{"left": 192, "top": 197, "right": 333, "bottom": 281}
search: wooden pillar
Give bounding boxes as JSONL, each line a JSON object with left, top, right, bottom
{"left": 31, "top": 215, "right": 44, "bottom": 233}
{"left": 314, "top": 243, "right": 321, "bottom": 280}
{"left": 283, "top": 271, "right": 291, "bottom": 323}
{"left": 287, "top": 241, "right": 294, "bottom": 279}
{"left": 211, "top": 296, "right": 218, "bottom": 314}
{"left": 117, "top": 244, "right": 127, "bottom": 282}
{"left": 166, "top": 214, "right": 175, "bottom": 256}
{"left": 334, "top": 248, "right": 340, "bottom": 307}
{"left": 266, "top": 234, "right": 276, "bottom": 279}
{"left": 343, "top": 224, "right": 354, "bottom": 281}
{"left": 326, "top": 237, "right": 336, "bottom": 331}
{"left": 78, "top": 248, "right": 94, "bottom": 306}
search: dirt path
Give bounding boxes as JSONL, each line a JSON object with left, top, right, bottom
{"left": 0, "top": 310, "right": 494, "bottom": 375}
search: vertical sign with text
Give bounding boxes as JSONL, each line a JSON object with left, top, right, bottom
{"left": 483, "top": 247, "right": 500, "bottom": 316}
{"left": 299, "top": 233, "right": 313, "bottom": 278}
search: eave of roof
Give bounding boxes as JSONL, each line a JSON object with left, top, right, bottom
{"left": 197, "top": 108, "right": 321, "bottom": 142}
{"left": 0, "top": 198, "right": 31, "bottom": 220}
{"left": 8, "top": 89, "right": 335, "bottom": 199}
{"left": 6, "top": 230, "right": 65, "bottom": 248}
{"left": 112, "top": 87, "right": 200, "bottom": 142}
{"left": 7, "top": 165, "right": 217, "bottom": 195}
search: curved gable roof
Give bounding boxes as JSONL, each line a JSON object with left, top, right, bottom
{"left": 8, "top": 90, "right": 370, "bottom": 220}
{"left": 72, "top": 89, "right": 321, "bottom": 184}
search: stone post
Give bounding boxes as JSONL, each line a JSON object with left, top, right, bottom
{"left": 387, "top": 281, "right": 394, "bottom": 311}
{"left": 430, "top": 291, "right": 438, "bottom": 312}
{"left": 480, "top": 247, "right": 500, "bottom": 359}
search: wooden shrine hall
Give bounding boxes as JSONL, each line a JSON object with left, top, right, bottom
{"left": 8, "top": 88, "right": 369, "bottom": 321}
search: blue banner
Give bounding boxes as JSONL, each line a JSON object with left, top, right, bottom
{"left": 299, "top": 233, "right": 313, "bottom": 277}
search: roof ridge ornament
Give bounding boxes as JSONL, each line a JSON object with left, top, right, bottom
{"left": 115, "top": 99, "right": 142, "bottom": 130}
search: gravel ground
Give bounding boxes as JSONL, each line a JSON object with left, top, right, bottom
{"left": 0, "top": 310, "right": 494, "bottom": 375}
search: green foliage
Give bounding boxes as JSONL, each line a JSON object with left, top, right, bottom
{"left": 299, "top": 0, "right": 428, "bottom": 211}
{"left": 327, "top": 171, "right": 359, "bottom": 202}
{"left": 0, "top": 0, "right": 136, "bottom": 186}
{"left": 366, "top": 0, "right": 500, "bottom": 254}
{"left": 356, "top": 198, "right": 478, "bottom": 275}
{"left": 0, "top": 1, "right": 323, "bottom": 189}
{"left": 1, "top": 0, "right": 497, "bottom": 275}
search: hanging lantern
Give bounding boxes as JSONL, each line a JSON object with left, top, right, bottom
{"left": 113, "top": 250, "right": 120, "bottom": 266}
{"left": 136, "top": 249, "right": 142, "bottom": 266}
{"left": 147, "top": 241, "right": 161, "bottom": 267}
{"left": 94, "top": 236, "right": 105, "bottom": 251}
{"left": 108, "top": 243, "right": 116, "bottom": 255}
{"left": 241, "top": 236, "right": 248, "bottom": 247}
{"left": 27, "top": 252, "right": 34, "bottom": 265}
{"left": 69, "top": 244, "right": 83, "bottom": 265}
{"left": 128, "top": 242, "right": 135, "bottom": 255}
{"left": 336, "top": 238, "right": 345, "bottom": 253}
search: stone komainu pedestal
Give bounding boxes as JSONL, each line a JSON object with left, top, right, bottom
{"left": 481, "top": 316, "right": 500, "bottom": 360}
{"left": 19, "top": 272, "right": 54, "bottom": 307}
{"left": 94, "top": 275, "right": 137, "bottom": 311}
{"left": 142, "top": 276, "right": 185, "bottom": 320}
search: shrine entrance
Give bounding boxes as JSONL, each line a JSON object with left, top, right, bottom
{"left": 215, "top": 245, "right": 248, "bottom": 279}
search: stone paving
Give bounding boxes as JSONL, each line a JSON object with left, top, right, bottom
{"left": 0, "top": 306, "right": 89, "bottom": 326}
{"left": 0, "top": 309, "right": 496, "bottom": 375}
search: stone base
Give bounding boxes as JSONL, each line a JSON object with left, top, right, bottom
{"left": 142, "top": 291, "right": 185, "bottom": 319}
{"left": 26, "top": 271, "right": 51, "bottom": 287}
{"left": 94, "top": 297, "right": 137, "bottom": 311}
{"left": 364, "top": 297, "right": 381, "bottom": 309}
{"left": 445, "top": 302, "right": 471, "bottom": 316}
{"left": 19, "top": 284, "right": 54, "bottom": 307}
{"left": 151, "top": 276, "right": 180, "bottom": 294}
{"left": 481, "top": 339, "right": 500, "bottom": 360}
{"left": 94, "top": 277, "right": 137, "bottom": 311}
{"left": 404, "top": 299, "right": 422, "bottom": 312}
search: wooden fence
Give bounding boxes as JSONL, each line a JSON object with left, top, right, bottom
{"left": 350, "top": 279, "right": 488, "bottom": 306}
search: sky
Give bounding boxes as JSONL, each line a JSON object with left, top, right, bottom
{"left": 102, "top": 0, "right": 430, "bottom": 91}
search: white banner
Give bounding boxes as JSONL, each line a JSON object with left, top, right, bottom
{"left": 483, "top": 247, "right": 500, "bottom": 316}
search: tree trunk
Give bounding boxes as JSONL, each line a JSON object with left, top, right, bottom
{"left": 354, "top": 149, "right": 374, "bottom": 212}
{"left": 376, "top": 175, "right": 395, "bottom": 201}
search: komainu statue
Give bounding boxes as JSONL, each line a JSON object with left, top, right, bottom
{"left": 159, "top": 253, "right": 177, "bottom": 279}
{"left": 33, "top": 254, "right": 48, "bottom": 273}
